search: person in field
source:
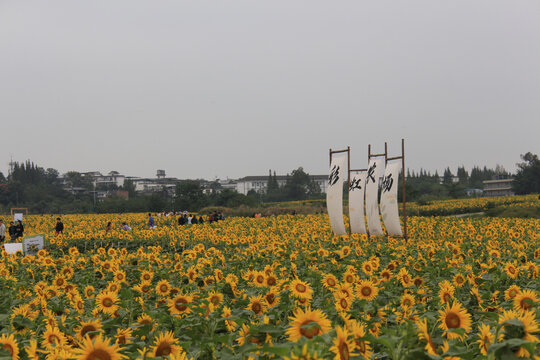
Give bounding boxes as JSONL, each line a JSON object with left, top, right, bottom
{"left": 0, "top": 219, "right": 5, "bottom": 242}
{"left": 55, "top": 217, "right": 64, "bottom": 235}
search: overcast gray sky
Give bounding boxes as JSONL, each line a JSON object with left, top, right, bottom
{"left": 1, "top": 1, "right": 539, "bottom": 180}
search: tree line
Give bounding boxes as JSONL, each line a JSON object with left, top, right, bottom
{"left": 0, "top": 152, "right": 538, "bottom": 214}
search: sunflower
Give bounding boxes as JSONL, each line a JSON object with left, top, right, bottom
{"left": 505, "top": 262, "right": 519, "bottom": 279}
{"left": 285, "top": 343, "right": 321, "bottom": 360}
{"left": 246, "top": 295, "right": 267, "bottom": 316}
{"left": 114, "top": 271, "right": 126, "bottom": 283}
{"left": 401, "top": 293, "right": 415, "bottom": 309}
{"left": 116, "top": 328, "right": 133, "bottom": 345}
{"left": 438, "top": 302, "right": 472, "bottom": 339}
{"left": 416, "top": 318, "right": 438, "bottom": 356}
{"left": 361, "top": 261, "right": 374, "bottom": 276}
{"left": 236, "top": 323, "right": 264, "bottom": 346}
{"left": 286, "top": 307, "right": 332, "bottom": 342}
{"left": 453, "top": 274, "right": 466, "bottom": 287}
{"left": 476, "top": 323, "right": 494, "bottom": 356}
{"left": 398, "top": 268, "right": 412, "bottom": 287}
{"left": 151, "top": 331, "right": 183, "bottom": 358}
{"left": 498, "top": 309, "right": 539, "bottom": 358}
{"left": 513, "top": 289, "right": 538, "bottom": 311}
{"left": 380, "top": 269, "right": 392, "bottom": 282}
{"left": 222, "top": 306, "right": 237, "bottom": 332}
{"left": 207, "top": 291, "right": 224, "bottom": 310}
{"left": 504, "top": 285, "right": 521, "bottom": 301}
{"left": 136, "top": 314, "right": 155, "bottom": 331}
{"left": 24, "top": 339, "right": 39, "bottom": 360}
{"left": 336, "top": 283, "right": 355, "bottom": 300}
{"left": 348, "top": 320, "right": 372, "bottom": 359}
{"left": 342, "top": 271, "right": 356, "bottom": 285}
{"left": 0, "top": 333, "right": 19, "bottom": 360}
{"left": 74, "top": 334, "right": 126, "bottom": 360}
{"left": 290, "top": 279, "right": 313, "bottom": 300}
{"left": 264, "top": 288, "right": 281, "bottom": 308}
{"left": 140, "top": 270, "right": 154, "bottom": 283}
{"left": 96, "top": 291, "right": 120, "bottom": 315}
{"left": 156, "top": 280, "right": 171, "bottom": 296}
{"left": 76, "top": 320, "right": 103, "bottom": 340}
{"left": 438, "top": 282, "right": 455, "bottom": 305}
{"left": 265, "top": 274, "right": 278, "bottom": 287}
{"left": 335, "top": 294, "right": 352, "bottom": 312}
{"left": 168, "top": 294, "right": 193, "bottom": 318}
{"left": 356, "top": 280, "right": 378, "bottom": 301}
{"left": 133, "top": 282, "right": 152, "bottom": 295}
{"left": 42, "top": 325, "right": 67, "bottom": 349}
{"left": 322, "top": 274, "right": 338, "bottom": 289}
{"left": 330, "top": 326, "right": 356, "bottom": 360}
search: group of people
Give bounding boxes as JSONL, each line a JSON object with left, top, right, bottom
{"left": 0, "top": 219, "right": 24, "bottom": 242}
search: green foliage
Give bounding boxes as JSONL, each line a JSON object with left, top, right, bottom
{"left": 174, "top": 180, "right": 207, "bottom": 211}
{"left": 512, "top": 152, "right": 540, "bottom": 195}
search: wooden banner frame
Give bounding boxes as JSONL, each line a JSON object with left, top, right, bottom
{"left": 368, "top": 139, "right": 408, "bottom": 240}
{"left": 329, "top": 147, "right": 351, "bottom": 235}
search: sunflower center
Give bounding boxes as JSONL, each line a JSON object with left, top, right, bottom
{"left": 175, "top": 298, "right": 188, "bottom": 311}
{"left": 328, "top": 279, "right": 336, "bottom": 286}
{"left": 267, "top": 277, "right": 276, "bottom": 286}
{"left": 339, "top": 341, "right": 350, "bottom": 360}
{"left": 155, "top": 342, "right": 172, "bottom": 356}
{"left": 300, "top": 320, "right": 320, "bottom": 339}
{"left": 340, "top": 299, "right": 348, "bottom": 308}
{"left": 3, "top": 344, "right": 14, "bottom": 356}
{"left": 252, "top": 302, "right": 262, "bottom": 314}
{"left": 266, "top": 294, "right": 275, "bottom": 304}
{"left": 443, "top": 293, "right": 452, "bottom": 303}
{"left": 160, "top": 285, "right": 168, "bottom": 292}
{"left": 519, "top": 298, "right": 532, "bottom": 310}
{"left": 211, "top": 296, "right": 220, "bottom": 305}
{"left": 81, "top": 325, "right": 97, "bottom": 338}
{"left": 295, "top": 284, "right": 307, "bottom": 293}
{"left": 356, "top": 340, "right": 366, "bottom": 353}
{"left": 103, "top": 298, "right": 113, "bottom": 307}
{"left": 361, "top": 287, "right": 371, "bottom": 297}
{"left": 445, "top": 312, "right": 461, "bottom": 329}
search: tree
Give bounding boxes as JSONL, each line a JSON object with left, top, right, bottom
{"left": 457, "top": 166, "right": 468, "bottom": 185}
{"left": 512, "top": 152, "right": 540, "bottom": 195}
{"left": 121, "top": 179, "right": 137, "bottom": 198}
{"left": 442, "top": 167, "right": 454, "bottom": 185}
{"left": 283, "top": 167, "right": 321, "bottom": 201}
{"left": 174, "top": 180, "right": 206, "bottom": 211}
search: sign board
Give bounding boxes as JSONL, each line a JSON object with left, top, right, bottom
{"left": 23, "top": 235, "right": 44, "bottom": 255}
{"left": 3, "top": 243, "right": 23, "bottom": 255}
{"left": 14, "top": 213, "right": 23, "bottom": 222}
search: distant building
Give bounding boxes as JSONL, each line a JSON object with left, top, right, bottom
{"left": 483, "top": 178, "right": 514, "bottom": 197}
{"left": 235, "top": 175, "right": 328, "bottom": 195}
{"left": 464, "top": 188, "right": 483, "bottom": 196}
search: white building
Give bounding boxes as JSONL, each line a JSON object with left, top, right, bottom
{"left": 235, "top": 175, "right": 328, "bottom": 195}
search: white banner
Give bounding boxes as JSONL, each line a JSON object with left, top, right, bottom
{"left": 23, "top": 235, "right": 45, "bottom": 256}
{"left": 3, "top": 243, "right": 23, "bottom": 255}
{"left": 365, "top": 158, "right": 384, "bottom": 235}
{"left": 349, "top": 172, "right": 367, "bottom": 234}
{"left": 327, "top": 156, "right": 347, "bottom": 235}
{"left": 380, "top": 162, "right": 403, "bottom": 236}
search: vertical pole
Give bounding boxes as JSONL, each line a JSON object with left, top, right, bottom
{"left": 329, "top": 149, "right": 332, "bottom": 166}
{"left": 384, "top": 142, "right": 388, "bottom": 163}
{"left": 368, "top": 144, "right": 371, "bottom": 159}
{"left": 347, "top": 146, "right": 351, "bottom": 236}
{"left": 401, "top": 138, "right": 407, "bottom": 240}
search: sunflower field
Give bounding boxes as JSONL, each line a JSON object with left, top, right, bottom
{"left": 0, "top": 208, "right": 538, "bottom": 359}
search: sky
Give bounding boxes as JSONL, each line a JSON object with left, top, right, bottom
{"left": 1, "top": 0, "right": 539, "bottom": 180}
